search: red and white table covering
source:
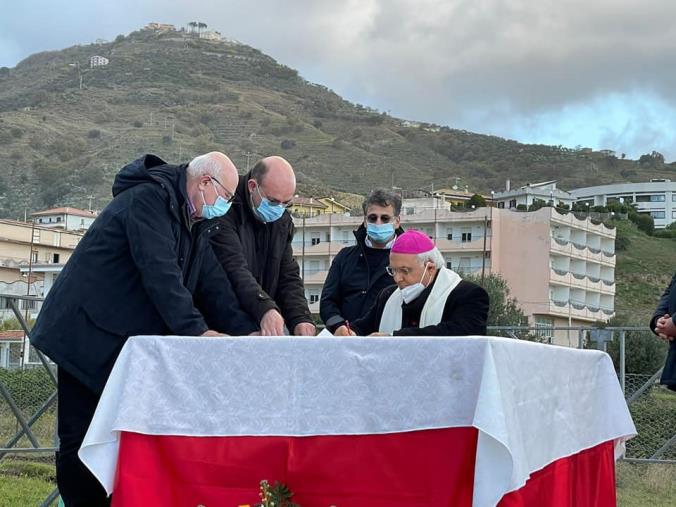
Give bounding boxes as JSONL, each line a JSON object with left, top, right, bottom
{"left": 79, "top": 335, "right": 636, "bottom": 506}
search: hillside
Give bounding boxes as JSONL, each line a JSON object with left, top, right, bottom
{"left": 0, "top": 27, "right": 674, "bottom": 217}
{"left": 613, "top": 220, "right": 675, "bottom": 323}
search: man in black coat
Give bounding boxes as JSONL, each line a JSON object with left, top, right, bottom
{"left": 651, "top": 273, "right": 676, "bottom": 391}
{"left": 30, "top": 152, "right": 258, "bottom": 506}
{"left": 320, "top": 189, "right": 403, "bottom": 332}
{"left": 335, "top": 230, "right": 489, "bottom": 337}
{"left": 207, "top": 156, "right": 315, "bottom": 336}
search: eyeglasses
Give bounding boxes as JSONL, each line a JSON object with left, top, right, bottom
{"left": 386, "top": 266, "right": 414, "bottom": 277}
{"left": 255, "top": 183, "right": 294, "bottom": 208}
{"left": 366, "top": 214, "right": 394, "bottom": 224}
{"left": 210, "top": 176, "right": 236, "bottom": 203}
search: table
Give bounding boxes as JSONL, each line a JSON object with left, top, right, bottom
{"left": 79, "top": 335, "right": 636, "bottom": 506}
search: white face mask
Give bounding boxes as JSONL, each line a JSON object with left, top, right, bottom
{"left": 400, "top": 264, "right": 430, "bottom": 304}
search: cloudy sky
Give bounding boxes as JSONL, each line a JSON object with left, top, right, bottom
{"left": 2, "top": 0, "right": 676, "bottom": 160}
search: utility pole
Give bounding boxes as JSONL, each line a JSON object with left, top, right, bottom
{"left": 301, "top": 213, "right": 306, "bottom": 281}
{"left": 481, "top": 214, "right": 488, "bottom": 284}
{"left": 245, "top": 151, "right": 252, "bottom": 171}
{"left": 87, "top": 195, "right": 95, "bottom": 211}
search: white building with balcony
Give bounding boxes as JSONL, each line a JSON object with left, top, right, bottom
{"left": 569, "top": 179, "right": 676, "bottom": 229}
{"left": 31, "top": 207, "right": 97, "bottom": 231}
{"left": 292, "top": 206, "right": 616, "bottom": 346}
{"left": 493, "top": 180, "right": 575, "bottom": 209}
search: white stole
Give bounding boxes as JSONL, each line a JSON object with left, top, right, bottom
{"left": 378, "top": 267, "right": 462, "bottom": 335}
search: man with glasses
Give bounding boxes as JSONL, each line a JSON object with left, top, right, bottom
{"left": 334, "top": 229, "right": 489, "bottom": 337}
{"left": 31, "top": 152, "right": 258, "bottom": 506}
{"left": 320, "top": 189, "right": 404, "bottom": 332}
{"left": 208, "top": 156, "right": 315, "bottom": 336}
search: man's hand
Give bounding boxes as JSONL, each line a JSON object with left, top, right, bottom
{"left": 335, "top": 325, "right": 356, "bottom": 336}
{"left": 368, "top": 332, "right": 390, "bottom": 337}
{"left": 655, "top": 314, "right": 676, "bottom": 341}
{"left": 294, "top": 322, "right": 316, "bottom": 336}
{"left": 201, "top": 330, "right": 227, "bottom": 337}
{"left": 260, "top": 309, "right": 285, "bottom": 336}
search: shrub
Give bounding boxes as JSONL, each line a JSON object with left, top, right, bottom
{"left": 10, "top": 127, "right": 23, "bottom": 138}
{"left": 87, "top": 129, "right": 101, "bottom": 139}
{"left": 132, "top": 120, "right": 143, "bottom": 128}
{"left": 280, "top": 139, "right": 296, "bottom": 150}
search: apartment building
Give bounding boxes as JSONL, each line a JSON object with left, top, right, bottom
{"left": 291, "top": 206, "right": 616, "bottom": 346}
{"left": 570, "top": 179, "right": 676, "bottom": 229}
{"left": 0, "top": 219, "right": 83, "bottom": 320}
{"left": 31, "top": 207, "right": 97, "bottom": 231}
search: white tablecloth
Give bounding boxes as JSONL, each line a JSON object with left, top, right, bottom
{"left": 79, "top": 335, "right": 636, "bottom": 507}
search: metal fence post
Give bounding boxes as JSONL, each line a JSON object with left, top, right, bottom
{"left": 619, "top": 330, "right": 626, "bottom": 395}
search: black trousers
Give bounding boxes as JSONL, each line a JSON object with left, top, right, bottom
{"left": 57, "top": 367, "right": 111, "bottom": 506}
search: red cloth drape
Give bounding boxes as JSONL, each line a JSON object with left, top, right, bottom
{"left": 111, "top": 428, "right": 615, "bottom": 507}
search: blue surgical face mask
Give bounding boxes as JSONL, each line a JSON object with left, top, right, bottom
{"left": 201, "top": 191, "right": 232, "bottom": 219}
{"left": 253, "top": 184, "right": 286, "bottom": 223}
{"left": 366, "top": 223, "right": 395, "bottom": 244}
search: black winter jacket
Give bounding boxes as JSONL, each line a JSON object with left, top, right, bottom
{"left": 651, "top": 273, "right": 676, "bottom": 391}
{"left": 351, "top": 275, "right": 489, "bottom": 336}
{"left": 206, "top": 173, "right": 313, "bottom": 331}
{"left": 320, "top": 225, "right": 402, "bottom": 331}
{"left": 30, "top": 155, "right": 257, "bottom": 394}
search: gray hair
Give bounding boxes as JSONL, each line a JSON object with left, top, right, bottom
{"left": 415, "top": 247, "right": 445, "bottom": 269}
{"left": 187, "top": 153, "right": 225, "bottom": 179}
{"left": 362, "top": 189, "right": 402, "bottom": 216}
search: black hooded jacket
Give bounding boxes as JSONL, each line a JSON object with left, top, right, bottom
{"left": 30, "top": 154, "right": 257, "bottom": 394}
{"left": 320, "top": 224, "right": 402, "bottom": 331}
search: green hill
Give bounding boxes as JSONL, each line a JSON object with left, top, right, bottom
{"left": 613, "top": 220, "right": 675, "bottom": 323}
{"left": 0, "top": 27, "right": 674, "bottom": 216}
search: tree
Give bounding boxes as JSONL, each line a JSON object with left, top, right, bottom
{"left": 463, "top": 273, "right": 528, "bottom": 328}
{"left": 605, "top": 317, "right": 668, "bottom": 374}
{"left": 467, "top": 193, "right": 487, "bottom": 208}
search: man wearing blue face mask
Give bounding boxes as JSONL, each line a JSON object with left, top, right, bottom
{"left": 208, "top": 156, "right": 316, "bottom": 336}
{"left": 30, "top": 152, "right": 259, "bottom": 506}
{"left": 320, "top": 189, "right": 404, "bottom": 333}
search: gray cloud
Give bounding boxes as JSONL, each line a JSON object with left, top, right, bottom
{"left": 2, "top": 1, "right": 676, "bottom": 158}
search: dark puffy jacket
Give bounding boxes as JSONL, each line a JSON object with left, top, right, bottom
{"left": 205, "top": 173, "right": 313, "bottom": 331}
{"left": 30, "top": 155, "right": 257, "bottom": 394}
{"left": 320, "top": 225, "right": 402, "bottom": 331}
{"left": 651, "top": 274, "right": 676, "bottom": 391}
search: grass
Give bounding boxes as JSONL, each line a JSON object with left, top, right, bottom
{"left": 0, "top": 459, "right": 56, "bottom": 506}
{"left": 613, "top": 219, "right": 676, "bottom": 324}
{"left": 616, "top": 461, "right": 676, "bottom": 507}
{"left": 0, "top": 458, "right": 673, "bottom": 506}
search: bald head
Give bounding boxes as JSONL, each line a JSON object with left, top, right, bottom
{"left": 248, "top": 156, "right": 296, "bottom": 205}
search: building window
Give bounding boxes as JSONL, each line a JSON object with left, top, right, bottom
{"left": 30, "top": 251, "right": 38, "bottom": 263}
{"left": 52, "top": 253, "right": 60, "bottom": 263}
{"left": 497, "top": 202, "right": 505, "bottom": 209}
{"left": 636, "top": 194, "right": 665, "bottom": 202}
{"left": 309, "top": 294, "right": 319, "bottom": 304}
{"left": 447, "top": 233, "right": 453, "bottom": 240}
{"left": 509, "top": 199, "right": 517, "bottom": 209}
{"left": 22, "top": 299, "right": 37, "bottom": 310}
{"left": 651, "top": 210, "right": 666, "bottom": 219}
{"left": 461, "top": 232, "right": 472, "bottom": 242}
{"left": 56, "top": 216, "right": 62, "bottom": 222}
{"left": 446, "top": 261, "right": 453, "bottom": 269}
